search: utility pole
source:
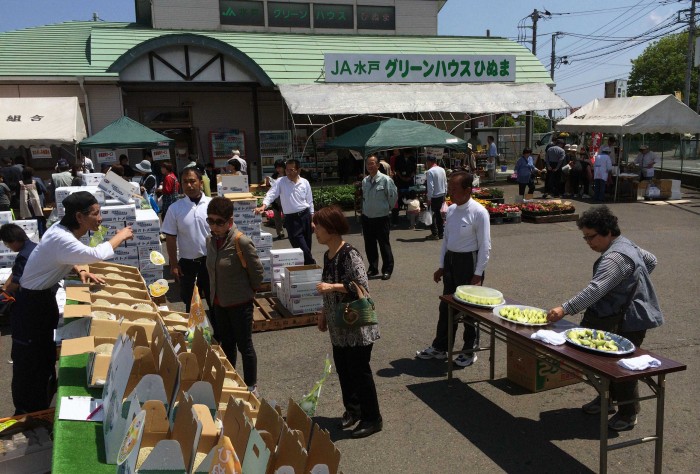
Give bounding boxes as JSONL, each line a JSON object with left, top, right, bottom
{"left": 684, "top": 0, "right": 696, "bottom": 106}
{"left": 525, "top": 9, "right": 540, "bottom": 148}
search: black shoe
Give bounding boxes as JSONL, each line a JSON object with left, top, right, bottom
{"left": 367, "top": 269, "right": 379, "bottom": 277}
{"left": 381, "top": 273, "right": 391, "bottom": 280}
{"left": 275, "top": 233, "right": 285, "bottom": 241}
{"left": 339, "top": 411, "right": 360, "bottom": 429}
{"left": 351, "top": 418, "right": 383, "bottom": 438}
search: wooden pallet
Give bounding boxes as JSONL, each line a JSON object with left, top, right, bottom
{"left": 522, "top": 213, "right": 579, "bottom": 224}
{"left": 490, "top": 215, "right": 521, "bottom": 225}
{"left": 253, "top": 294, "right": 318, "bottom": 332}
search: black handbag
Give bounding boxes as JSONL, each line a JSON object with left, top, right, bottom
{"left": 334, "top": 282, "right": 377, "bottom": 329}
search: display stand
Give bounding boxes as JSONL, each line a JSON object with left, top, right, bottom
{"left": 209, "top": 131, "right": 246, "bottom": 169}
{"left": 259, "top": 130, "right": 292, "bottom": 178}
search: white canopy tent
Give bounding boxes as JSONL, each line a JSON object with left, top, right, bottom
{"left": 279, "top": 82, "right": 569, "bottom": 115}
{"left": 556, "top": 95, "right": 700, "bottom": 135}
{"left": 0, "top": 97, "right": 87, "bottom": 148}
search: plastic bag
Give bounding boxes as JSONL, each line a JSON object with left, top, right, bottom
{"left": 440, "top": 201, "right": 449, "bottom": 216}
{"left": 645, "top": 184, "right": 661, "bottom": 199}
{"left": 419, "top": 209, "right": 432, "bottom": 226}
{"left": 299, "top": 356, "right": 332, "bottom": 416}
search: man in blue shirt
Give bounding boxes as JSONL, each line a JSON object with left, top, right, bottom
{"left": 425, "top": 156, "right": 447, "bottom": 240}
{"left": 361, "top": 155, "right": 398, "bottom": 280}
{"left": 0, "top": 223, "right": 37, "bottom": 297}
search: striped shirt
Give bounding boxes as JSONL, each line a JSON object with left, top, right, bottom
{"left": 562, "top": 249, "right": 657, "bottom": 315}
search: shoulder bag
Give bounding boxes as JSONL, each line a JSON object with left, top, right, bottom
{"left": 334, "top": 281, "right": 377, "bottom": 329}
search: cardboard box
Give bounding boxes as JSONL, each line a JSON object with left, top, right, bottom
{"left": 0, "top": 252, "right": 17, "bottom": 268}
{"left": 506, "top": 342, "right": 581, "bottom": 392}
{"left": 270, "top": 248, "right": 304, "bottom": 267}
{"left": 229, "top": 197, "right": 257, "bottom": 210}
{"left": 81, "top": 173, "right": 105, "bottom": 186}
{"left": 132, "top": 232, "right": 162, "bottom": 245}
{"left": 133, "top": 209, "right": 161, "bottom": 233}
{"left": 219, "top": 175, "right": 249, "bottom": 193}
{"left": 100, "top": 203, "right": 137, "bottom": 222}
{"left": 0, "top": 211, "right": 13, "bottom": 224}
{"left": 284, "top": 265, "right": 322, "bottom": 283}
{"left": 12, "top": 219, "right": 38, "bottom": 234}
{"left": 285, "top": 280, "right": 320, "bottom": 298}
{"left": 55, "top": 186, "right": 106, "bottom": 205}
{"left": 284, "top": 297, "right": 323, "bottom": 315}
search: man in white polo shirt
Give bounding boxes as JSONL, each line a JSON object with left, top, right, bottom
{"left": 162, "top": 167, "right": 213, "bottom": 315}
{"left": 254, "top": 159, "right": 315, "bottom": 264}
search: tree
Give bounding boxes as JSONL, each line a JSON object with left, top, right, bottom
{"left": 628, "top": 31, "right": 698, "bottom": 109}
{"left": 493, "top": 114, "right": 515, "bottom": 127}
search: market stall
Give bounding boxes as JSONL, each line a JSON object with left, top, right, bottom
{"left": 556, "top": 95, "right": 700, "bottom": 201}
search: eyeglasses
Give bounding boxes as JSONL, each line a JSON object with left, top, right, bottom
{"left": 206, "top": 217, "right": 229, "bottom": 226}
{"left": 582, "top": 233, "right": 598, "bottom": 242}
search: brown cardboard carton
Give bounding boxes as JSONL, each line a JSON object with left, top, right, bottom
{"left": 285, "top": 398, "right": 312, "bottom": 448}
{"left": 305, "top": 424, "right": 341, "bottom": 474}
{"left": 506, "top": 342, "right": 582, "bottom": 392}
{"left": 221, "top": 395, "right": 253, "bottom": 463}
{"left": 270, "top": 427, "right": 308, "bottom": 474}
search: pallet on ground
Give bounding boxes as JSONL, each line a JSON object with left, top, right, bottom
{"left": 522, "top": 213, "right": 579, "bottom": 224}
{"left": 253, "top": 294, "right": 318, "bottom": 332}
{"left": 490, "top": 215, "right": 521, "bottom": 225}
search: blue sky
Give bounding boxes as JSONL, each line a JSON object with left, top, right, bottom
{"left": 0, "top": 0, "right": 690, "bottom": 110}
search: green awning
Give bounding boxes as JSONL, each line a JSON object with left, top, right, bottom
{"left": 326, "top": 118, "right": 466, "bottom": 157}
{"left": 79, "top": 116, "right": 173, "bottom": 149}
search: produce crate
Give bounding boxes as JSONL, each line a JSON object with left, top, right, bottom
{"left": 252, "top": 294, "right": 318, "bottom": 332}
{"left": 522, "top": 213, "right": 579, "bottom": 224}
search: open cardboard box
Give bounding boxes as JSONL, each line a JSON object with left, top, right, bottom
{"left": 57, "top": 316, "right": 157, "bottom": 345}
{"left": 66, "top": 284, "right": 150, "bottom": 304}
{"left": 89, "top": 293, "right": 158, "bottom": 312}
{"left": 90, "top": 304, "right": 160, "bottom": 324}
{"left": 89, "top": 261, "right": 141, "bottom": 276}
{"left": 158, "top": 310, "right": 190, "bottom": 328}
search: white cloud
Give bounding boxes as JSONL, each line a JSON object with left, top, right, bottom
{"left": 648, "top": 11, "right": 663, "bottom": 25}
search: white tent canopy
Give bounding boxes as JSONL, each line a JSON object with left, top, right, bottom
{"left": 557, "top": 95, "right": 700, "bottom": 135}
{"left": 279, "top": 82, "right": 569, "bottom": 115}
{"left": 0, "top": 97, "right": 87, "bottom": 148}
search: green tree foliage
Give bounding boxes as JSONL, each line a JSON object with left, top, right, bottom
{"left": 533, "top": 115, "right": 550, "bottom": 133}
{"left": 628, "top": 31, "right": 698, "bottom": 109}
{"left": 493, "top": 114, "right": 516, "bottom": 127}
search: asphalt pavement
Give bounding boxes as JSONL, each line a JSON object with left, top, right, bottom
{"left": 1, "top": 182, "right": 699, "bottom": 473}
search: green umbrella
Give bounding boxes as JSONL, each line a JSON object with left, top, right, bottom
{"left": 326, "top": 118, "right": 466, "bottom": 157}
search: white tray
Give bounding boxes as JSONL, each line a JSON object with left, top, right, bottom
{"left": 492, "top": 304, "right": 550, "bottom": 326}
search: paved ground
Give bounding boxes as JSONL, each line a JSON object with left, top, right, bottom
{"left": 1, "top": 182, "right": 699, "bottom": 473}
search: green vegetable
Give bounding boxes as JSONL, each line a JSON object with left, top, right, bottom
{"left": 299, "top": 356, "right": 332, "bottom": 416}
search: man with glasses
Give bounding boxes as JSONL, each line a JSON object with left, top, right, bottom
{"left": 548, "top": 206, "right": 663, "bottom": 432}
{"left": 162, "top": 168, "right": 214, "bottom": 320}
{"left": 255, "top": 159, "right": 316, "bottom": 264}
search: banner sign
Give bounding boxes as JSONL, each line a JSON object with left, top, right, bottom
{"left": 96, "top": 150, "right": 117, "bottom": 164}
{"left": 325, "top": 54, "right": 516, "bottom": 83}
{"left": 29, "top": 146, "right": 52, "bottom": 159}
{"left": 151, "top": 149, "right": 171, "bottom": 161}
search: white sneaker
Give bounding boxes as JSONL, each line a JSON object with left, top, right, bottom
{"left": 454, "top": 353, "right": 477, "bottom": 367}
{"left": 416, "top": 346, "right": 447, "bottom": 360}
{"left": 248, "top": 385, "right": 260, "bottom": 399}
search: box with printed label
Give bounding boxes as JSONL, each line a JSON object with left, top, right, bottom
{"left": 131, "top": 232, "right": 162, "bottom": 245}
{"left": 0, "top": 241, "right": 11, "bottom": 254}
{"left": 285, "top": 296, "right": 323, "bottom": 315}
{"left": 12, "top": 219, "right": 38, "bottom": 234}
{"left": 506, "top": 342, "right": 582, "bottom": 392}
{"left": 139, "top": 259, "right": 163, "bottom": 273}
{"left": 272, "top": 266, "right": 285, "bottom": 282}
{"left": 270, "top": 248, "right": 304, "bottom": 267}
{"left": 0, "top": 211, "right": 12, "bottom": 225}
{"left": 133, "top": 209, "right": 161, "bottom": 233}
{"left": 55, "top": 186, "right": 106, "bottom": 205}
{"left": 141, "top": 271, "right": 164, "bottom": 286}
{"left": 81, "top": 173, "right": 105, "bottom": 186}
{"left": 220, "top": 175, "right": 249, "bottom": 192}
{"left": 100, "top": 204, "right": 136, "bottom": 222}
{"left": 234, "top": 217, "right": 261, "bottom": 227}
{"left": 230, "top": 198, "right": 257, "bottom": 210}
{"left": 233, "top": 210, "right": 259, "bottom": 220}
{"left": 105, "top": 255, "right": 139, "bottom": 266}
{"left": 284, "top": 265, "right": 323, "bottom": 283}
{"left": 113, "top": 246, "right": 139, "bottom": 258}
{"left": 137, "top": 244, "right": 163, "bottom": 260}
{"left": 285, "top": 280, "right": 320, "bottom": 298}
{"left": 257, "top": 232, "right": 273, "bottom": 248}
{"left": 0, "top": 252, "right": 17, "bottom": 268}
{"left": 256, "top": 248, "right": 271, "bottom": 260}
{"left": 237, "top": 223, "right": 260, "bottom": 233}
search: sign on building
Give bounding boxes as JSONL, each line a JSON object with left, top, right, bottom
{"left": 325, "top": 54, "right": 516, "bottom": 83}
{"left": 29, "top": 146, "right": 52, "bottom": 159}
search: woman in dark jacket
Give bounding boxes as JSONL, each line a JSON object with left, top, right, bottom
{"left": 205, "top": 197, "right": 264, "bottom": 396}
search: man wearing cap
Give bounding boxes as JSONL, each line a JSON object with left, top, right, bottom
{"left": 544, "top": 139, "right": 566, "bottom": 198}
{"left": 227, "top": 150, "right": 247, "bottom": 175}
{"left": 361, "top": 155, "right": 398, "bottom": 280}
{"left": 254, "top": 159, "right": 316, "bottom": 265}
{"left": 634, "top": 145, "right": 657, "bottom": 181}
{"left": 162, "top": 167, "right": 214, "bottom": 314}
{"left": 425, "top": 155, "right": 447, "bottom": 241}
{"left": 11, "top": 191, "right": 133, "bottom": 414}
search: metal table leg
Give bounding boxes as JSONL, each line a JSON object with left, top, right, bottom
{"left": 489, "top": 326, "right": 496, "bottom": 380}
{"left": 447, "top": 305, "right": 454, "bottom": 387}
{"left": 654, "top": 374, "right": 666, "bottom": 474}
{"left": 599, "top": 379, "right": 610, "bottom": 474}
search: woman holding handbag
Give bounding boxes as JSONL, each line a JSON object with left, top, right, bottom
{"left": 313, "top": 205, "right": 382, "bottom": 438}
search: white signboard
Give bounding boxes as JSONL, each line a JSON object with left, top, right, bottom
{"left": 29, "top": 146, "right": 52, "bottom": 159}
{"left": 95, "top": 150, "right": 117, "bottom": 164}
{"left": 152, "top": 148, "right": 171, "bottom": 161}
{"left": 325, "top": 54, "right": 516, "bottom": 83}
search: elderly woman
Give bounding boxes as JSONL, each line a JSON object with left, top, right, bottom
{"left": 314, "top": 205, "right": 382, "bottom": 438}
{"left": 205, "top": 196, "right": 264, "bottom": 397}
{"left": 548, "top": 206, "right": 663, "bottom": 431}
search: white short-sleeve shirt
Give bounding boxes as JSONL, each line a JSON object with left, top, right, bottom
{"left": 161, "top": 196, "right": 212, "bottom": 259}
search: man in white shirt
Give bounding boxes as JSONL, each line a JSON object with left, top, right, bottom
{"left": 82, "top": 155, "right": 94, "bottom": 173}
{"left": 634, "top": 144, "right": 656, "bottom": 181}
{"left": 255, "top": 159, "right": 315, "bottom": 264}
{"left": 162, "top": 168, "right": 213, "bottom": 313}
{"left": 425, "top": 156, "right": 447, "bottom": 241}
{"left": 13, "top": 191, "right": 133, "bottom": 414}
{"left": 416, "top": 171, "right": 491, "bottom": 367}
{"left": 227, "top": 150, "right": 247, "bottom": 175}
{"left": 593, "top": 146, "right": 613, "bottom": 202}
{"left": 486, "top": 135, "right": 498, "bottom": 182}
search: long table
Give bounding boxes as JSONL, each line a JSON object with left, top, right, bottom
{"left": 442, "top": 295, "right": 686, "bottom": 474}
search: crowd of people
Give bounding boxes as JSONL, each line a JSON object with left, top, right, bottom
{"left": 2, "top": 144, "right": 664, "bottom": 441}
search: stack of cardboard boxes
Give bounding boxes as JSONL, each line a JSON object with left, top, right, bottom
{"left": 270, "top": 249, "right": 323, "bottom": 315}
{"left": 228, "top": 195, "right": 274, "bottom": 283}
{"left": 0, "top": 212, "right": 40, "bottom": 270}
